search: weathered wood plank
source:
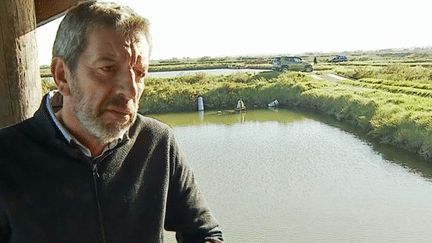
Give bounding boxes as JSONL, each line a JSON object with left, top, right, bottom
{"left": 0, "top": 0, "right": 42, "bottom": 128}
{"left": 35, "top": 0, "right": 81, "bottom": 26}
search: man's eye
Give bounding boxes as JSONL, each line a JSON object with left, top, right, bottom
{"left": 134, "top": 69, "right": 146, "bottom": 78}
{"left": 101, "top": 66, "right": 116, "bottom": 72}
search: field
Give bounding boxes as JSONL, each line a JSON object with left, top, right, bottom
{"left": 40, "top": 48, "right": 432, "bottom": 161}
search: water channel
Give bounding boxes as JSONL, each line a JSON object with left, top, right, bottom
{"left": 147, "top": 68, "right": 267, "bottom": 78}
{"left": 148, "top": 109, "right": 432, "bottom": 243}
{"left": 45, "top": 68, "right": 266, "bottom": 83}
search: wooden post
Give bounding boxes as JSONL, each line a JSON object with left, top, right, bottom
{"left": 0, "top": 0, "right": 42, "bottom": 128}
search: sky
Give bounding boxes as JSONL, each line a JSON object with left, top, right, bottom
{"left": 36, "top": 0, "right": 432, "bottom": 65}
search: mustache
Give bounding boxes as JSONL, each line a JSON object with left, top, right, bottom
{"left": 100, "top": 94, "right": 137, "bottom": 114}
{"left": 108, "top": 94, "right": 129, "bottom": 107}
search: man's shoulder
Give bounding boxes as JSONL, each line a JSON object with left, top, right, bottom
{"left": 130, "top": 114, "right": 173, "bottom": 138}
{"left": 0, "top": 118, "right": 37, "bottom": 142}
{"left": 136, "top": 114, "right": 171, "bottom": 129}
{"left": 0, "top": 97, "right": 51, "bottom": 146}
{"left": 0, "top": 117, "right": 42, "bottom": 160}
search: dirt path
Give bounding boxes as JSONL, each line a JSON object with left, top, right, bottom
{"left": 309, "top": 73, "right": 347, "bottom": 83}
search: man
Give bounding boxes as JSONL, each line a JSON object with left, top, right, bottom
{"left": 0, "top": 1, "right": 223, "bottom": 242}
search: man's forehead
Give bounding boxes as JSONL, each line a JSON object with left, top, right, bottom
{"left": 86, "top": 28, "right": 149, "bottom": 62}
{"left": 128, "top": 33, "right": 149, "bottom": 60}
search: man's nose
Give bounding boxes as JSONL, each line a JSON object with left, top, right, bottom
{"left": 116, "top": 68, "right": 138, "bottom": 100}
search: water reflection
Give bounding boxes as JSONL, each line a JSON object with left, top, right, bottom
{"left": 302, "top": 109, "right": 432, "bottom": 182}
{"left": 150, "top": 109, "right": 432, "bottom": 242}
{"left": 149, "top": 108, "right": 309, "bottom": 127}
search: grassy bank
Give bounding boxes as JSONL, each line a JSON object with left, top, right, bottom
{"left": 140, "top": 67, "right": 432, "bottom": 162}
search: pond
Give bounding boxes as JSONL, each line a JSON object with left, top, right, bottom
{"left": 148, "top": 109, "right": 432, "bottom": 243}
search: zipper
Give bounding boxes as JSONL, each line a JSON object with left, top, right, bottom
{"left": 70, "top": 138, "right": 125, "bottom": 242}
{"left": 91, "top": 162, "right": 107, "bottom": 243}
{"left": 79, "top": 146, "right": 119, "bottom": 243}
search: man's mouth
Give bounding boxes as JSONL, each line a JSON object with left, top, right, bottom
{"left": 105, "top": 108, "right": 133, "bottom": 123}
{"left": 107, "top": 105, "right": 134, "bottom": 115}
{"left": 110, "top": 109, "right": 129, "bottom": 116}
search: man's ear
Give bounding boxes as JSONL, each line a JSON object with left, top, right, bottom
{"left": 51, "top": 57, "right": 72, "bottom": 96}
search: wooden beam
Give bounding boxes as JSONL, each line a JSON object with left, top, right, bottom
{"left": 35, "top": 0, "right": 81, "bottom": 26}
{"left": 0, "top": 0, "right": 42, "bottom": 128}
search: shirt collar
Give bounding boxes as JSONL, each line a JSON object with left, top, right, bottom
{"left": 46, "top": 91, "right": 123, "bottom": 158}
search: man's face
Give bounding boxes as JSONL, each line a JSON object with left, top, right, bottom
{"left": 69, "top": 28, "right": 149, "bottom": 143}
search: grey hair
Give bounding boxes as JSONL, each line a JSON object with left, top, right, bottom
{"left": 52, "top": 1, "right": 152, "bottom": 73}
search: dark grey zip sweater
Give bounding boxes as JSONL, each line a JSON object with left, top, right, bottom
{"left": 0, "top": 96, "right": 223, "bottom": 243}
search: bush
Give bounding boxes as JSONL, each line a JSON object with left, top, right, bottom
{"left": 41, "top": 78, "right": 57, "bottom": 94}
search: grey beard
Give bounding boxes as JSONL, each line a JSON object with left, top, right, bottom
{"left": 70, "top": 81, "right": 136, "bottom": 144}
{"left": 75, "top": 104, "right": 131, "bottom": 144}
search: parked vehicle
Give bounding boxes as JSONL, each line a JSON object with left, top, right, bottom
{"left": 328, "top": 55, "right": 348, "bottom": 62}
{"left": 272, "top": 56, "right": 313, "bottom": 72}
